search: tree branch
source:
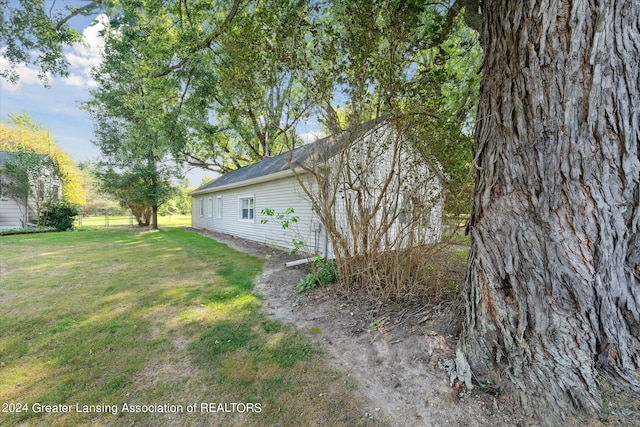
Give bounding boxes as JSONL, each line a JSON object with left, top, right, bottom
{"left": 55, "top": 1, "right": 103, "bottom": 32}
{"left": 463, "top": 0, "right": 481, "bottom": 32}
{"left": 431, "top": 0, "right": 481, "bottom": 47}
{"left": 153, "top": 0, "right": 242, "bottom": 78}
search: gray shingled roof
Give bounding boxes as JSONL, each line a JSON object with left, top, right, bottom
{"left": 0, "top": 151, "right": 49, "bottom": 167}
{"left": 193, "top": 119, "right": 385, "bottom": 194}
{"left": 0, "top": 151, "right": 12, "bottom": 166}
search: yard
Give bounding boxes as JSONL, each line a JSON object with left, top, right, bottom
{"left": 76, "top": 214, "right": 192, "bottom": 228}
{"left": 0, "top": 227, "right": 374, "bottom": 426}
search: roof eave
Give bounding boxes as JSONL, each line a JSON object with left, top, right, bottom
{"left": 190, "top": 166, "right": 307, "bottom": 196}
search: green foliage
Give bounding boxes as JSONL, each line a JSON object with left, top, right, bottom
{"left": 296, "top": 256, "right": 338, "bottom": 293}
{"left": 175, "top": 0, "right": 321, "bottom": 172}
{"left": 83, "top": 15, "right": 185, "bottom": 228}
{"left": 260, "top": 207, "right": 304, "bottom": 254}
{"left": 1, "top": 114, "right": 87, "bottom": 205}
{"left": 158, "top": 180, "right": 192, "bottom": 215}
{"left": 0, "top": 0, "right": 91, "bottom": 83}
{"left": 316, "top": 1, "right": 480, "bottom": 215}
{"left": 76, "top": 161, "right": 121, "bottom": 215}
{"left": 260, "top": 207, "right": 299, "bottom": 229}
{"left": 5, "top": 0, "right": 480, "bottom": 217}
{"left": 40, "top": 200, "right": 81, "bottom": 231}
{"left": 93, "top": 163, "right": 176, "bottom": 227}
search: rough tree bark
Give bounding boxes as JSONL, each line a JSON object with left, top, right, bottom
{"left": 457, "top": 0, "right": 640, "bottom": 422}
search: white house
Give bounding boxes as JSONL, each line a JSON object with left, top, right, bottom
{"left": 191, "top": 119, "right": 444, "bottom": 258}
{"left": 0, "top": 151, "right": 62, "bottom": 228}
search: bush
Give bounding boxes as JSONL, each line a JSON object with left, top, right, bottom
{"left": 41, "top": 201, "right": 81, "bottom": 231}
{"left": 0, "top": 226, "right": 56, "bottom": 236}
{"left": 296, "top": 256, "right": 338, "bottom": 293}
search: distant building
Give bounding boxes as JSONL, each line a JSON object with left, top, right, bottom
{"left": 0, "top": 151, "right": 62, "bottom": 228}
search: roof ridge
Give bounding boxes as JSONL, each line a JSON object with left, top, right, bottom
{"left": 192, "top": 118, "right": 388, "bottom": 193}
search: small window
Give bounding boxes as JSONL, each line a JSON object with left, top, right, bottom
{"left": 199, "top": 198, "right": 205, "bottom": 217}
{"left": 216, "top": 196, "right": 223, "bottom": 219}
{"left": 239, "top": 197, "right": 254, "bottom": 221}
{"left": 208, "top": 197, "right": 214, "bottom": 218}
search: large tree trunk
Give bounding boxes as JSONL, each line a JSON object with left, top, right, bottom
{"left": 457, "top": 1, "right": 640, "bottom": 422}
{"left": 152, "top": 204, "right": 159, "bottom": 230}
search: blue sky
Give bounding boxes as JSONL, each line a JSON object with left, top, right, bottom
{"left": 0, "top": 14, "right": 104, "bottom": 164}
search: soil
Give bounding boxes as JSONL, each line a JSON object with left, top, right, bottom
{"left": 188, "top": 228, "right": 638, "bottom": 427}
{"left": 188, "top": 228, "right": 520, "bottom": 426}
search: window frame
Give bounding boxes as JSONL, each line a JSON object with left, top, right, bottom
{"left": 216, "top": 196, "right": 223, "bottom": 219}
{"left": 238, "top": 196, "right": 255, "bottom": 222}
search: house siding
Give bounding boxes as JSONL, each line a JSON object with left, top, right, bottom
{"left": 192, "top": 175, "right": 328, "bottom": 256}
{"left": 0, "top": 197, "right": 26, "bottom": 227}
{"left": 316, "top": 126, "right": 444, "bottom": 254}
{"left": 190, "top": 120, "right": 445, "bottom": 259}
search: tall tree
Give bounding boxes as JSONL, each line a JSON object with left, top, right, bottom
{"left": 453, "top": 1, "right": 640, "bottom": 422}
{"left": 316, "top": 0, "right": 480, "bottom": 215}
{"left": 93, "top": 160, "right": 175, "bottom": 227}
{"left": 161, "top": 0, "right": 323, "bottom": 173}
{"left": 0, "top": 114, "right": 87, "bottom": 205}
{"left": 85, "top": 10, "right": 183, "bottom": 229}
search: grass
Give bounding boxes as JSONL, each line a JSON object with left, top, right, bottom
{"left": 0, "top": 228, "right": 375, "bottom": 426}
{"left": 75, "top": 214, "right": 192, "bottom": 228}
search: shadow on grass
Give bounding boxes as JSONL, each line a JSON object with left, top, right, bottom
{"left": 0, "top": 228, "right": 370, "bottom": 427}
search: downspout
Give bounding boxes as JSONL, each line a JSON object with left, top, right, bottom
{"left": 323, "top": 179, "right": 329, "bottom": 259}
{"left": 324, "top": 223, "right": 329, "bottom": 259}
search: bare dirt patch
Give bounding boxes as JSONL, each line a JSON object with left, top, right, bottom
{"left": 187, "top": 228, "right": 534, "bottom": 426}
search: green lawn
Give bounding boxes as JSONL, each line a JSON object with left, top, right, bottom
{"left": 76, "top": 214, "right": 192, "bottom": 228}
{"left": 0, "top": 228, "right": 374, "bottom": 426}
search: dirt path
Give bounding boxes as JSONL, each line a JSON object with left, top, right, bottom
{"left": 189, "top": 229, "right": 518, "bottom": 426}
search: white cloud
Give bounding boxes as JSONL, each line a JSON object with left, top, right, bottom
{"left": 61, "top": 14, "right": 108, "bottom": 89}
{"left": 63, "top": 73, "right": 87, "bottom": 88}
{"left": 0, "top": 49, "right": 51, "bottom": 92}
{"left": 66, "top": 51, "right": 96, "bottom": 70}
{"left": 82, "top": 14, "right": 109, "bottom": 49}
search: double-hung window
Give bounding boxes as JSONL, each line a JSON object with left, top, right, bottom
{"left": 199, "top": 198, "right": 205, "bottom": 217}
{"left": 216, "top": 196, "right": 223, "bottom": 219}
{"left": 239, "top": 197, "right": 254, "bottom": 221}
{"left": 208, "top": 197, "right": 214, "bottom": 218}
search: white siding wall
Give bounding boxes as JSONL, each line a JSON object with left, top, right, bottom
{"left": 189, "top": 123, "right": 444, "bottom": 258}
{"left": 192, "top": 175, "right": 329, "bottom": 256}
{"left": 0, "top": 164, "right": 61, "bottom": 227}
{"left": 322, "top": 128, "right": 444, "bottom": 256}
{"left": 0, "top": 197, "right": 26, "bottom": 227}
